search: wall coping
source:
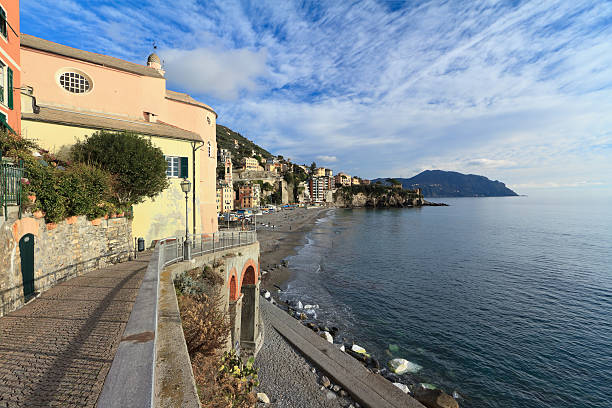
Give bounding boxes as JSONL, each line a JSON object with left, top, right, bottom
{"left": 99, "top": 235, "right": 259, "bottom": 407}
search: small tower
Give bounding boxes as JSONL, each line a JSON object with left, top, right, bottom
{"left": 147, "top": 53, "right": 165, "bottom": 75}
{"left": 224, "top": 157, "right": 233, "bottom": 186}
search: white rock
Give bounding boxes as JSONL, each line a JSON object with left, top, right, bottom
{"left": 351, "top": 344, "right": 367, "bottom": 354}
{"left": 388, "top": 358, "right": 422, "bottom": 374}
{"left": 320, "top": 331, "right": 333, "bottom": 343}
{"left": 326, "top": 391, "right": 336, "bottom": 400}
{"left": 257, "top": 392, "right": 270, "bottom": 404}
{"left": 263, "top": 290, "right": 271, "bottom": 299}
{"left": 304, "top": 304, "right": 319, "bottom": 309}
{"left": 419, "top": 383, "right": 437, "bottom": 390}
{"left": 297, "top": 301, "right": 303, "bottom": 309}
{"left": 340, "top": 345, "right": 346, "bottom": 352}
{"left": 393, "top": 383, "right": 410, "bottom": 394}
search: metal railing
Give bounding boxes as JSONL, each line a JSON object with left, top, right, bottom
{"left": 157, "top": 230, "right": 257, "bottom": 267}
{"left": 1, "top": 154, "right": 25, "bottom": 220}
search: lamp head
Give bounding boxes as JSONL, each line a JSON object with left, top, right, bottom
{"left": 180, "top": 178, "right": 191, "bottom": 193}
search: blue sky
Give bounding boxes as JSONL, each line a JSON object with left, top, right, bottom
{"left": 21, "top": 0, "right": 612, "bottom": 194}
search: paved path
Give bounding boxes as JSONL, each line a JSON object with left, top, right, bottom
{"left": 0, "top": 255, "right": 150, "bottom": 408}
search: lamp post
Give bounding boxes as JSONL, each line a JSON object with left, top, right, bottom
{"left": 180, "top": 178, "right": 192, "bottom": 261}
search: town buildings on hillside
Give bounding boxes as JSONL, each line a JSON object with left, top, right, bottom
{"left": 18, "top": 33, "right": 218, "bottom": 244}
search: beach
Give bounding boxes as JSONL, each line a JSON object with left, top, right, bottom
{"left": 254, "top": 207, "right": 354, "bottom": 408}
{"left": 256, "top": 207, "right": 331, "bottom": 292}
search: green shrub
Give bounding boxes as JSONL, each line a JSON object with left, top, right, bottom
{"left": 71, "top": 130, "right": 168, "bottom": 206}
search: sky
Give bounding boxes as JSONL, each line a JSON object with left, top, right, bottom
{"left": 21, "top": 0, "right": 612, "bottom": 195}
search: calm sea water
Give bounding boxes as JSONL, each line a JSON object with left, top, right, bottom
{"left": 281, "top": 196, "right": 612, "bottom": 408}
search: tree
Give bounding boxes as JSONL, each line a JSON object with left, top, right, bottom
{"left": 71, "top": 130, "right": 168, "bottom": 205}
{"left": 309, "top": 161, "right": 317, "bottom": 173}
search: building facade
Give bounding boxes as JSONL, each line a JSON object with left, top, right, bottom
{"left": 216, "top": 183, "right": 234, "bottom": 214}
{"left": 242, "top": 157, "right": 261, "bottom": 171}
{"left": 309, "top": 176, "right": 334, "bottom": 203}
{"left": 0, "top": 0, "right": 20, "bottom": 133}
{"left": 19, "top": 34, "right": 218, "bottom": 245}
{"left": 334, "top": 172, "right": 351, "bottom": 187}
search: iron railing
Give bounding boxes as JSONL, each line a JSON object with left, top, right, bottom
{"left": 1, "top": 154, "right": 25, "bottom": 220}
{"left": 157, "top": 230, "right": 258, "bottom": 267}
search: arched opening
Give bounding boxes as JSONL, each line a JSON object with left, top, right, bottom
{"left": 240, "top": 264, "right": 258, "bottom": 345}
{"left": 229, "top": 274, "right": 238, "bottom": 301}
{"left": 19, "top": 233, "right": 35, "bottom": 301}
{"left": 242, "top": 266, "right": 256, "bottom": 286}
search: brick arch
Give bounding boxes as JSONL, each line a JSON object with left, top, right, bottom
{"left": 239, "top": 259, "right": 258, "bottom": 289}
{"left": 228, "top": 267, "right": 239, "bottom": 301}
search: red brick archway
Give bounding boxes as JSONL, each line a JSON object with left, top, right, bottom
{"left": 239, "top": 259, "right": 258, "bottom": 289}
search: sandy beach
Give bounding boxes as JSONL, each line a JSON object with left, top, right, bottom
{"left": 254, "top": 207, "right": 357, "bottom": 408}
{"left": 256, "top": 207, "right": 331, "bottom": 292}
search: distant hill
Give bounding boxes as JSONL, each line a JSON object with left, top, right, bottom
{"left": 373, "top": 170, "right": 518, "bottom": 197}
{"left": 216, "top": 124, "right": 273, "bottom": 162}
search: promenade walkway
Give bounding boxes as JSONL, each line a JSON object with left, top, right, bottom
{"left": 0, "top": 254, "right": 150, "bottom": 407}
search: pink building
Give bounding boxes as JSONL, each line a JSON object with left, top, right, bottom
{"left": 0, "top": 0, "right": 20, "bottom": 133}
{"left": 19, "top": 34, "right": 219, "bottom": 242}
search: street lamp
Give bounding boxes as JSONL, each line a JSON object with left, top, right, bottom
{"left": 180, "top": 178, "right": 192, "bottom": 260}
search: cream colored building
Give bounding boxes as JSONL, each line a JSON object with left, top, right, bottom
{"left": 216, "top": 183, "right": 234, "bottom": 214}
{"left": 313, "top": 167, "right": 326, "bottom": 177}
{"left": 335, "top": 172, "right": 351, "bottom": 187}
{"left": 351, "top": 177, "right": 361, "bottom": 186}
{"left": 19, "top": 34, "right": 218, "bottom": 245}
{"left": 242, "top": 157, "right": 262, "bottom": 171}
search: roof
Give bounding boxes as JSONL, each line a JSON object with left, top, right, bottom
{"left": 22, "top": 106, "right": 203, "bottom": 143}
{"left": 166, "top": 90, "right": 217, "bottom": 117}
{"left": 20, "top": 34, "right": 164, "bottom": 79}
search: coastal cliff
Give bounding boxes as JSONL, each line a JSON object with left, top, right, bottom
{"left": 333, "top": 185, "right": 427, "bottom": 208}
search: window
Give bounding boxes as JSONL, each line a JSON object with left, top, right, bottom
{"left": 0, "top": 61, "right": 4, "bottom": 104}
{"left": 0, "top": 7, "right": 7, "bottom": 39}
{"left": 207, "top": 116, "right": 211, "bottom": 125}
{"left": 59, "top": 71, "right": 91, "bottom": 94}
{"left": 165, "top": 156, "right": 188, "bottom": 178}
{"left": 0, "top": 59, "right": 11, "bottom": 109}
{"left": 207, "top": 142, "right": 212, "bottom": 157}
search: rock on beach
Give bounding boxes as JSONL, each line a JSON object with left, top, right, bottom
{"left": 388, "top": 358, "right": 422, "bottom": 374}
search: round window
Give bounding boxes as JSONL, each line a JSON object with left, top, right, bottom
{"left": 58, "top": 71, "right": 91, "bottom": 94}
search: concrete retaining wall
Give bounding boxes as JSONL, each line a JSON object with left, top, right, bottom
{"left": 154, "top": 242, "right": 261, "bottom": 407}
{"left": 0, "top": 214, "right": 132, "bottom": 316}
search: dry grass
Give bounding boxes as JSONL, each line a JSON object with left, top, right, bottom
{"left": 179, "top": 290, "right": 257, "bottom": 408}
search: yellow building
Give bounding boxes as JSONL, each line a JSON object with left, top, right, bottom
{"left": 313, "top": 167, "right": 326, "bottom": 177}
{"left": 19, "top": 34, "right": 218, "bottom": 245}
{"left": 335, "top": 172, "right": 351, "bottom": 187}
{"left": 242, "top": 157, "right": 261, "bottom": 171}
{"left": 216, "top": 184, "right": 234, "bottom": 213}
{"left": 351, "top": 177, "right": 361, "bottom": 185}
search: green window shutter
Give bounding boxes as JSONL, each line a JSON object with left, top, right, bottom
{"left": 180, "top": 157, "right": 188, "bottom": 178}
{"left": 7, "top": 67, "right": 12, "bottom": 110}
{"left": 0, "top": 8, "right": 6, "bottom": 38}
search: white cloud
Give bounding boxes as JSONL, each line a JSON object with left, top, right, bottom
{"left": 161, "top": 47, "right": 268, "bottom": 100}
{"left": 21, "top": 0, "right": 612, "bottom": 191}
{"left": 316, "top": 155, "right": 338, "bottom": 163}
{"left": 465, "top": 158, "right": 517, "bottom": 169}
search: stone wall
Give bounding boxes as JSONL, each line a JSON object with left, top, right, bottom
{"left": 0, "top": 215, "right": 133, "bottom": 316}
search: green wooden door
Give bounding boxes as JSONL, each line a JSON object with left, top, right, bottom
{"left": 19, "top": 234, "right": 35, "bottom": 301}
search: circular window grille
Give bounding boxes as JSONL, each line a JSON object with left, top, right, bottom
{"left": 59, "top": 72, "right": 91, "bottom": 94}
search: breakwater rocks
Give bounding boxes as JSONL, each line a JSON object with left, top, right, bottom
{"left": 261, "top": 289, "right": 460, "bottom": 408}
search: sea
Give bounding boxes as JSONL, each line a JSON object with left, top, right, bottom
{"left": 279, "top": 195, "right": 612, "bottom": 408}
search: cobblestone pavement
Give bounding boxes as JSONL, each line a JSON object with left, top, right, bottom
{"left": 0, "top": 255, "right": 150, "bottom": 407}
